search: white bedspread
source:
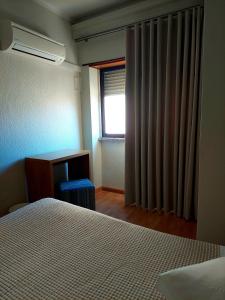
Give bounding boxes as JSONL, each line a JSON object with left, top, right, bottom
{"left": 0, "top": 198, "right": 220, "bottom": 300}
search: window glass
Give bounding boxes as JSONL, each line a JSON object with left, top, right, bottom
{"left": 101, "top": 66, "right": 125, "bottom": 138}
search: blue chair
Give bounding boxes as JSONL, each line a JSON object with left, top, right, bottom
{"left": 58, "top": 179, "right": 95, "bottom": 210}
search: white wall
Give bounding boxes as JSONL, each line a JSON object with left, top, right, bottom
{"left": 78, "top": 31, "right": 125, "bottom": 65}
{"left": 101, "top": 141, "right": 125, "bottom": 189}
{"left": 81, "top": 67, "right": 92, "bottom": 152}
{"left": 78, "top": 32, "right": 126, "bottom": 190}
{"left": 197, "top": 0, "right": 225, "bottom": 245}
{"left": 81, "top": 66, "right": 102, "bottom": 187}
{"left": 0, "top": 0, "right": 82, "bottom": 214}
{"left": 89, "top": 68, "right": 102, "bottom": 187}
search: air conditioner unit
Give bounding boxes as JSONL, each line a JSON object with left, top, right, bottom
{"left": 0, "top": 20, "right": 65, "bottom": 65}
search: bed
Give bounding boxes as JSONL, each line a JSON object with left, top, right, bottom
{"left": 0, "top": 198, "right": 223, "bottom": 300}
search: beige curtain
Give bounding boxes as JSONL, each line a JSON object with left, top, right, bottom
{"left": 125, "top": 7, "right": 203, "bottom": 220}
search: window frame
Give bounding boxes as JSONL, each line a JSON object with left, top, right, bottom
{"left": 100, "top": 65, "right": 126, "bottom": 138}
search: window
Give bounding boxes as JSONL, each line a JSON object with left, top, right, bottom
{"left": 100, "top": 66, "right": 125, "bottom": 138}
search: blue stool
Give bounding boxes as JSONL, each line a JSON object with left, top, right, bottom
{"left": 58, "top": 179, "right": 95, "bottom": 210}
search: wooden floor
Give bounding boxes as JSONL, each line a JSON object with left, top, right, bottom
{"left": 96, "top": 190, "right": 197, "bottom": 240}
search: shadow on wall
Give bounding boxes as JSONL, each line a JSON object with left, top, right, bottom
{"left": 0, "top": 160, "right": 27, "bottom": 216}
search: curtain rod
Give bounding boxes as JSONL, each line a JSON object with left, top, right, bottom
{"left": 75, "top": 4, "right": 203, "bottom": 43}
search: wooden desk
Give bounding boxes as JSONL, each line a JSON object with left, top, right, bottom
{"left": 25, "top": 149, "right": 90, "bottom": 202}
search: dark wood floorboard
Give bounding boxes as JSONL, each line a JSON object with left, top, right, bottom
{"left": 96, "top": 190, "right": 197, "bottom": 240}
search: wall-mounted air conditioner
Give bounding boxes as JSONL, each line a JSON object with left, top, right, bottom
{"left": 0, "top": 20, "right": 66, "bottom": 65}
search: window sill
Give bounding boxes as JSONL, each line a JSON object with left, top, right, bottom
{"left": 98, "top": 137, "right": 125, "bottom": 142}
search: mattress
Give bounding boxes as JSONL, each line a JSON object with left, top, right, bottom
{"left": 0, "top": 198, "right": 221, "bottom": 300}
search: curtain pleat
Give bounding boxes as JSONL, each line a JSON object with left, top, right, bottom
{"left": 140, "top": 23, "right": 146, "bottom": 207}
{"left": 184, "top": 7, "right": 202, "bottom": 219}
{"left": 125, "top": 28, "right": 135, "bottom": 204}
{"left": 156, "top": 17, "right": 163, "bottom": 211}
{"left": 147, "top": 20, "right": 155, "bottom": 209}
{"left": 173, "top": 11, "right": 182, "bottom": 214}
{"left": 134, "top": 25, "right": 141, "bottom": 206}
{"left": 193, "top": 7, "right": 202, "bottom": 219}
{"left": 177, "top": 10, "right": 190, "bottom": 217}
{"left": 183, "top": 8, "right": 197, "bottom": 219}
{"left": 163, "top": 14, "right": 172, "bottom": 212}
{"left": 125, "top": 7, "right": 203, "bottom": 220}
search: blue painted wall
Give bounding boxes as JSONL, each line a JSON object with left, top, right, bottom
{"left": 0, "top": 0, "right": 82, "bottom": 214}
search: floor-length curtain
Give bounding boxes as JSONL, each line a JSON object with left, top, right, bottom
{"left": 125, "top": 6, "right": 203, "bottom": 220}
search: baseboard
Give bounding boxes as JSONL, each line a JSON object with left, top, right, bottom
{"left": 100, "top": 186, "right": 125, "bottom": 194}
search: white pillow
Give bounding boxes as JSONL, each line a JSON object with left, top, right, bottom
{"left": 158, "top": 257, "right": 225, "bottom": 300}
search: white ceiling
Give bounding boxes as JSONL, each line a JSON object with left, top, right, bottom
{"left": 35, "top": 0, "right": 139, "bottom": 23}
